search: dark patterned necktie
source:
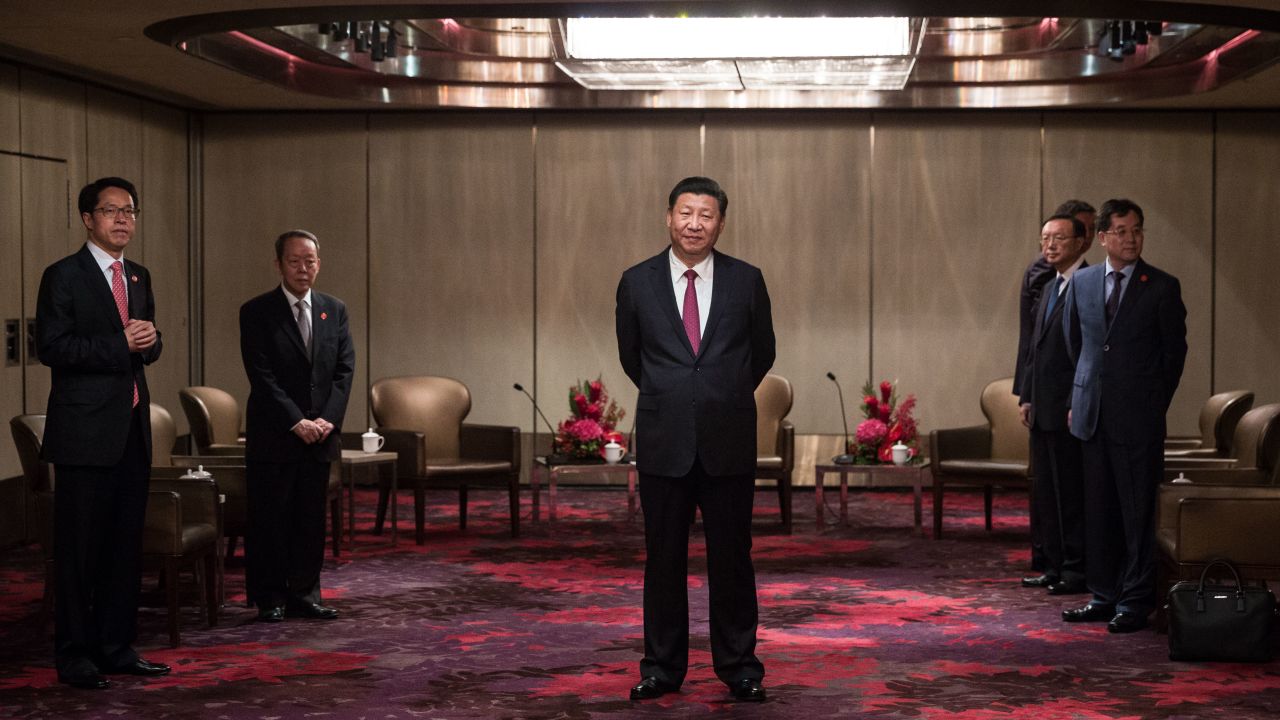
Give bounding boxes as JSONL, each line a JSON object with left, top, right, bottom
{"left": 1105, "top": 271, "right": 1124, "bottom": 324}
{"left": 1043, "top": 275, "right": 1063, "bottom": 320}
{"left": 682, "top": 269, "right": 700, "bottom": 355}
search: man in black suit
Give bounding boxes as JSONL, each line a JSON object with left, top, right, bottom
{"left": 240, "top": 230, "right": 354, "bottom": 623}
{"left": 1019, "top": 214, "right": 1089, "bottom": 597}
{"left": 1061, "top": 198, "right": 1187, "bottom": 633}
{"left": 1016, "top": 199, "right": 1094, "bottom": 588}
{"left": 616, "top": 177, "right": 775, "bottom": 703}
{"left": 37, "top": 177, "right": 169, "bottom": 689}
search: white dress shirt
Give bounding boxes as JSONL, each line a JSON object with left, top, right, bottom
{"left": 86, "top": 242, "right": 127, "bottom": 303}
{"left": 670, "top": 248, "right": 713, "bottom": 337}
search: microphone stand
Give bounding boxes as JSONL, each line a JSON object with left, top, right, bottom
{"left": 827, "top": 372, "right": 856, "bottom": 464}
{"left": 513, "top": 383, "right": 564, "bottom": 462}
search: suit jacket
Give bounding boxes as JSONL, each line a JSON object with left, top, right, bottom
{"left": 616, "top": 248, "right": 775, "bottom": 478}
{"left": 1063, "top": 258, "right": 1187, "bottom": 443}
{"left": 1019, "top": 262, "right": 1086, "bottom": 432}
{"left": 1013, "top": 256, "right": 1055, "bottom": 397}
{"left": 239, "top": 287, "right": 355, "bottom": 463}
{"left": 37, "top": 245, "right": 162, "bottom": 466}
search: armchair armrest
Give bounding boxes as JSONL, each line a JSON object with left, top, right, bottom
{"left": 380, "top": 428, "right": 425, "bottom": 477}
{"left": 201, "top": 445, "right": 247, "bottom": 456}
{"left": 1158, "top": 480, "right": 1277, "bottom": 532}
{"left": 461, "top": 423, "right": 521, "bottom": 466}
{"left": 1163, "top": 467, "right": 1268, "bottom": 485}
{"left": 1164, "top": 447, "right": 1221, "bottom": 459}
{"left": 151, "top": 476, "right": 219, "bottom": 528}
{"left": 1163, "top": 456, "right": 1237, "bottom": 470}
{"left": 929, "top": 425, "right": 991, "bottom": 462}
{"left": 777, "top": 420, "right": 795, "bottom": 472}
{"left": 1173, "top": 495, "right": 1280, "bottom": 564}
{"left": 144, "top": 490, "right": 182, "bottom": 555}
{"left": 1163, "top": 437, "right": 1203, "bottom": 451}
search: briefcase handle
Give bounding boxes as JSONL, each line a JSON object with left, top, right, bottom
{"left": 1195, "top": 558, "right": 1247, "bottom": 613}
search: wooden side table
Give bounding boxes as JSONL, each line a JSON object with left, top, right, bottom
{"left": 339, "top": 449, "right": 398, "bottom": 550}
{"left": 531, "top": 457, "right": 639, "bottom": 523}
{"left": 813, "top": 460, "right": 931, "bottom": 531}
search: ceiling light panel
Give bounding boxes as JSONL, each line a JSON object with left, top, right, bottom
{"left": 564, "top": 17, "right": 912, "bottom": 59}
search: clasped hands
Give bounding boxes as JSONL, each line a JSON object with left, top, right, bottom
{"left": 292, "top": 417, "right": 335, "bottom": 444}
{"left": 124, "top": 319, "right": 158, "bottom": 352}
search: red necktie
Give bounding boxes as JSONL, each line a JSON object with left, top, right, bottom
{"left": 111, "top": 261, "right": 139, "bottom": 408}
{"left": 682, "top": 269, "right": 700, "bottom": 355}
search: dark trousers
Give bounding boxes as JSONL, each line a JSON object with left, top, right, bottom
{"left": 1029, "top": 427, "right": 1085, "bottom": 584}
{"left": 53, "top": 406, "right": 149, "bottom": 675}
{"left": 638, "top": 459, "right": 763, "bottom": 688}
{"left": 245, "top": 458, "right": 329, "bottom": 609}
{"left": 1082, "top": 427, "right": 1163, "bottom": 615}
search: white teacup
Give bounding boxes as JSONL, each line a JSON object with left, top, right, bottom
{"left": 891, "top": 442, "right": 910, "bottom": 466}
{"left": 603, "top": 441, "right": 624, "bottom": 464}
{"left": 362, "top": 428, "right": 385, "bottom": 453}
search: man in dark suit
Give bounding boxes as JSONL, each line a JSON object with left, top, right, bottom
{"left": 240, "top": 229, "right": 354, "bottom": 623}
{"left": 37, "top": 177, "right": 169, "bottom": 689}
{"left": 1016, "top": 199, "right": 1094, "bottom": 588}
{"left": 1019, "top": 214, "right": 1089, "bottom": 597}
{"left": 1061, "top": 198, "right": 1187, "bottom": 633}
{"left": 616, "top": 176, "right": 775, "bottom": 703}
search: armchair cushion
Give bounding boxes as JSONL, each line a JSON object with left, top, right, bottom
{"left": 937, "top": 459, "right": 1029, "bottom": 478}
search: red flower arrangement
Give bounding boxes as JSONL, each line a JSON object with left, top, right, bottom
{"left": 554, "top": 377, "right": 626, "bottom": 461}
{"left": 849, "top": 379, "right": 920, "bottom": 464}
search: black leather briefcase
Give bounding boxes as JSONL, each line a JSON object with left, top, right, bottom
{"left": 1167, "top": 558, "right": 1276, "bottom": 662}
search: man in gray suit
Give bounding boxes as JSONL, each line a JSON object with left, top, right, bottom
{"left": 1060, "top": 198, "right": 1187, "bottom": 633}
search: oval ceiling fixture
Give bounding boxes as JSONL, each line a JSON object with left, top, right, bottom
{"left": 146, "top": 5, "right": 1280, "bottom": 109}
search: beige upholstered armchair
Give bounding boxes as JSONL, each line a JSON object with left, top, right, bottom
{"left": 370, "top": 375, "right": 521, "bottom": 540}
{"left": 1156, "top": 403, "right": 1280, "bottom": 608}
{"left": 755, "top": 374, "right": 795, "bottom": 534}
{"left": 1164, "top": 389, "right": 1254, "bottom": 458}
{"left": 10, "top": 413, "right": 220, "bottom": 646}
{"left": 179, "top": 386, "right": 246, "bottom": 455}
{"left": 928, "top": 377, "right": 1030, "bottom": 538}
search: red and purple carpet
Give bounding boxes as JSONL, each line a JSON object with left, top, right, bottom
{"left": 2, "top": 487, "right": 1278, "bottom": 719}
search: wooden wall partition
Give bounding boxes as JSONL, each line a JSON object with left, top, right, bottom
{"left": 368, "top": 114, "right": 535, "bottom": 429}
{"left": 534, "top": 113, "right": 701, "bottom": 440}
{"left": 1214, "top": 112, "right": 1280, "bottom": 408}
{"left": 202, "top": 114, "right": 369, "bottom": 431}
{"left": 871, "top": 113, "right": 1042, "bottom": 432}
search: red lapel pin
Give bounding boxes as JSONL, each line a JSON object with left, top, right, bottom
{"left": 1140, "top": 274, "right": 1149, "bottom": 282}
{"left": 131, "top": 275, "right": 138, "bottom": 282}
{"left": 320, "top": 312, "right": 328, "bottom": 320}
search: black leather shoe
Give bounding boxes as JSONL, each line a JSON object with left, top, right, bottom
{"left": 1021, "top": 574, "right": 1056, "bottom": 588}
{"left": 1062, "top": 603, "right": 1115, "bottom": 622}
{"left": 1107, "top": 612, "right": 1149, "bottom": 634}
{"left": 629, "top": 677, "right": 677, "bottom": 700}
{"left": 730, "top": 678, "right": 767, "bottom": 702}
{"left": 104, "top": 659, "right": 171, "bottom": 676}
{"left": 257, "top": 606, "right": 285, "bottom": 623}
{"left": 1046, "top": 580, "right": 1089, "bottom": 596}
{"left": 58, "top": 671, "right": 110, "bottom": 690}
{"left": 285, "top": 603, "right": 339, "bottom": 620}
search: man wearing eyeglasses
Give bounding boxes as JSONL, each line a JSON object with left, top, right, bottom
{"left": 36, "top": 177, "right": 168, "bottom": 689}
{"left": 1060, "top": 198, "right": 1187, "bottom": 634}
{"left": 1016, "top": 199, "right": 1095, "bottom": 590}
{"left": 1019, "top": 214, "right": 1089, "bottom": 598}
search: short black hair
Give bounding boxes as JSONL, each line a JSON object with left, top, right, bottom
{"left": 275, "top": 229, "right": 320, "bottom": 261}
{"left": 668, "top": 176, "right": 728, "bottom": 216}
{"left": 1043, "top": 213, "right": 1086, "bottom": 239}
{"left": 78, "top": 177, "right": 139, "bottom": 215}
{"left": 1096, "top": 199, "right": 1144, "bottom": 233}
{"left": 1053, "top": 199, "right": 1096, "bottom": 218}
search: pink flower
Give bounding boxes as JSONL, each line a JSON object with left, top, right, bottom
{"left": 880, "top": 380, "right": 893, "bottom": 404}
{"left": 854, "top": 418, "right": 888, "bottom": 446}
{"left": 564, "top": 418, "right": 604, "bottom": 442}
{"left": 584, "top": 402, "right": 603, "bottom": 421}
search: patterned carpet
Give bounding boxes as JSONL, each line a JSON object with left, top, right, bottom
{"left": 2, "top": 485, "right": 1279, "bottom": 719}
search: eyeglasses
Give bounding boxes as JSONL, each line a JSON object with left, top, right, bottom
{"left": 92, "top": 206, "right": 140, "bottom": 220}
{"left": 1102, "top": 227, "right": 1144, "bottom": 241}
{"left": 1039, "top": 234, "right": 1080, "bottom": 247}
{"left": 285, "top": 258, "right": 318, "bottom": 270}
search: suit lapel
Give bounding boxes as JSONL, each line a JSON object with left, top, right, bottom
{"left": 699, "top": 251, "right": 732, "bottom": 353}
{"left": 646, "top": 251, "right": 696, "bottom": 358}
{"left": 1036, "top": 261, "right": 1085, "bottom": 344}
{"left": 123, "top": 260, "right": 146, "bottom": 323}
{"left": 76, "top": 247, "right": 125, "bottom": 331}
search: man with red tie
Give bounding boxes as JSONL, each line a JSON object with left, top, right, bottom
{"left": 616, "top": 177, "right": 775, "bottom": 702}
{"left": 37, "top": 177, "right": 168, "bottom": 689}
